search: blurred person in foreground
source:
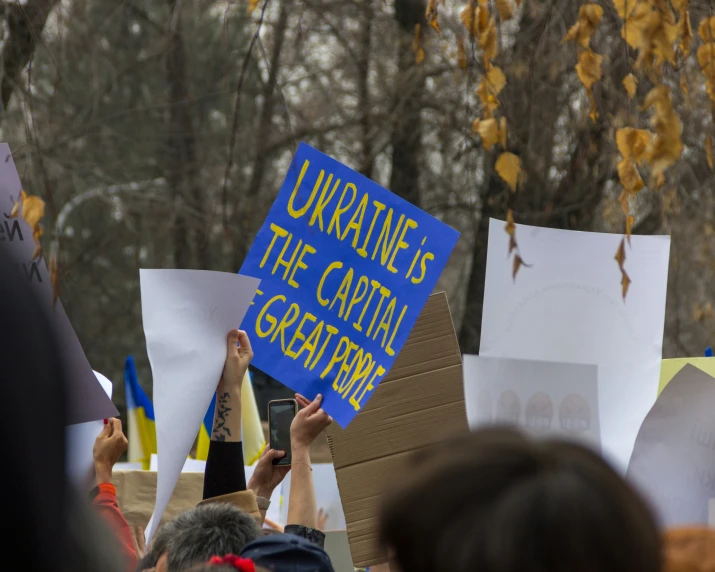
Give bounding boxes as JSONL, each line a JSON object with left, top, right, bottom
{"left": 0, "top": 250, "right": 122, "bottom": 572}
{"left": 380, "top": 427, "right": 662, "bottom": 572}
{"left": 663, "top": 527, "right": 715, "bottom": 572}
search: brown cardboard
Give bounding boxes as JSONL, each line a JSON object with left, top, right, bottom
{"left": 326, "top": 292, "right": 468, "bottom": 567}
{"left": 112, "top": 470, "right": 204, "bottom": 530}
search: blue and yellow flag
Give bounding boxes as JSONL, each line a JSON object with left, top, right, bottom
{"left": 195, "top": 370, "right": 266, "bottom": 465}
{"left": 124, "top": 356, "right": 157, "bottom": 470}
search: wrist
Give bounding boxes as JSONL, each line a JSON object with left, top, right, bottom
{"left": 250, "top": 485, "right": 274, "bottom": 500}
{"left": 291, "top": 444, "right": 311, "bottom": 462}
{"left": 94, "top": 462, "right": 112, "bottom": 484}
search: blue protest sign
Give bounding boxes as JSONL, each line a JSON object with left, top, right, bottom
{"left": 240, "top": 143, "right": 460, "bottom": 427}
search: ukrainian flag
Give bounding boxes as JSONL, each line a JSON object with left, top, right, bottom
{"left": 195, "top": 369, "right": 266, "bottom": 465}
{"left": 124, "top": 356, "right": 157, "bottom": 470}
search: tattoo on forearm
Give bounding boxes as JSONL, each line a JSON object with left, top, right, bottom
{"left": 213, "top": 392, "right": 232, "bottom": 441}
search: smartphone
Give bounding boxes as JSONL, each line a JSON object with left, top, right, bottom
{"left": 268, "top": 399, "right": 298, "bottom": 465}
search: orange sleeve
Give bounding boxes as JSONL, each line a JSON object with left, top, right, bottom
{"left": 92, "top": 483, "right": 137, "bottom": 571}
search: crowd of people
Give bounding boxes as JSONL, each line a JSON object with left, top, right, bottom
{"left": 3, "top": 252, "right": 715, "bottom": 572}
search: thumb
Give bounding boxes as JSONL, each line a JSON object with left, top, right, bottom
{"left": 227, "top": 329, "right": 239, "bottom": 355}
{"left": 265, "top": 449, "right": 286, "bottom": 461}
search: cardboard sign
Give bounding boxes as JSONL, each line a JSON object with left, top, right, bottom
{"left": 463, "top": 355, "right": 601, "bottom": 449}
{"left": 627, "top": 364, "right": 715, "bottom": 526}
{"left": 326, "top": 293, "right": 467, "bottom": 567}
{"left": 111, "top": 470, "right": 204, "bottom": 530}
{"left": 240, "top": 143, "right": 460, "bottom": 427}
{"left": 0, "top": 143, "right": 117, "bottom": 425}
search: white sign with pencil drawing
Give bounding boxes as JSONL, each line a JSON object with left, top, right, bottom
{"left": 480, "top": 219, "right": 670, "bottom": 471}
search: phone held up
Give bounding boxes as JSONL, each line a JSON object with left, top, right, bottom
{"left": 268, "top": 398, "right": 298, "bottom": 466}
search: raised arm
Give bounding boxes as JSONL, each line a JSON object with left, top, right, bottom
{"left": 202, "top": 329, "right": 251, "bottom": 500}
{"left": 91, "top": 418, "right": 136, "bottom": 571}
{"left": 286, "top": 393, "right": 332, "bottom": 539}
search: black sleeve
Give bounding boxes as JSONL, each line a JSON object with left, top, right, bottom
{"left": 202, "top": 440, "right": 246, "bottom": 500}
{"left": 284, "top": 525, "right": 326, "bottom": 549}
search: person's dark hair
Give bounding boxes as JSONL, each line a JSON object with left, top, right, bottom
{"left": 379, "top": 427, "right": 662, "bottom": 572}
{"left": 137, "top": 516, "right": 177, "bottom": 571}
{"left": 0, "top": 249, "right": 121, "bottom": 572}
{"left": 139, "top": 503, "right": 260, "bottom": 572}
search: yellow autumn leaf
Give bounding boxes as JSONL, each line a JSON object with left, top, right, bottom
{"left": 699, "top": 16, "right": 715, "bottom": 42}
{"left": 496, "top": 0, "right": 514, "bottom": 21}
{"left": 248, "top": 0, "right": 260, "bottom": 14}
{"left": 615, "top": 237, "right": 626, "bottom": 269}
{"left": 471, "top": 118, "right": 481, "bottom": 135}
{"left": 616, "top": 127, "right": 652, "bottom": 164}
{"left": 612, "top": 0, "right": 637, "bottom": 20}
{"left": 707, "top": 135, "right": 714, "bottom": 170}
{"left": 619, "top": 189, "right": 630, "bottom": 216}
{"left": 457, "top": 38, "right": 467, "bottom": 70}
{"left": 622, "top": 73, "right": 638, "bottom": 99}
{"left": 413, "top": 24, "right": 424, "bottom": 64}
{"left": 676, "top": 2, "right": 692, "bottom": 58}
{"left": 564, "top": 3, "right": 604, "bottom": 48}
{"left": 617, "top": 158, "right": 645, "bottom": 194}
{"left": 505, "top": 208, "right": 515, "bottom": 236}
{"left": 496, "top": 152, "right": 521, "bottom": 191}
{"left": 478, "top": 118, "right": 500, "bottom": 149}
{"left": 487, "top": 65, "right": 507, "bottom": 95}
{"left": 476, "top": 81, "right": 499, "bottom": 117}
{"left": 498, "top": 117, "right": 507, "bottom": 148}
{"left": 460, "top": 5, "right": 480, "bottom": 37}
{"left": 680, "top": 72, "right": 688, "bottom": 95}
{"left": 642, "top": 85, "right": 683, "bottom": 179}
{"left": 513, "top": 254, "right": 524, "bottom": 281}
{"left": 626, "top": 215, "right": 635, "bottom": 245}
{"left": 576, "top": 50, "right": 602, "bottom": 90}
{"left": 479, "top": 19, "right": 498, "bottom": 61}
{"left": 22, "top": 195, "right": 45, "bottom": 230}
{"left": 426, "top": 0, "right": 441, "bottom": 35}
{"left": 621, "top": 269, "right": 631, "bottom": 300}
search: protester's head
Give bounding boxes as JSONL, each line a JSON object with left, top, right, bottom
{"left": 663, "top": 527, "right": 715, "bottom": 572}
{"left": 139, "top": 503, "right": 261, "bottom": 572}
{"left": 185, "top": 554, "right": 268, "bottom": 572}
{"left": 240, "top": 534, "right": 335, "bottom": 572}
{"left": 380, "top": 427, "right": 662, "bottom": 572}
{"left": 0, "top": 249, "right": 122, "bottom": 571}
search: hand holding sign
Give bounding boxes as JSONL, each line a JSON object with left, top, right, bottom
{"left": 240, "top": 143, "right": 460, "bottom": 426}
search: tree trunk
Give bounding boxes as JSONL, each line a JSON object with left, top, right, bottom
{"left": 358, "top": 0, "right": 373, "bottom": 178}
{"left": 231, "top": 2, "right": 289, "bottom": 271}
{"left": 166, "top": 0, "right": 206, "bottom": 269}
{"left": 0, "top": 0, "right": 60, "bottom": 113}
{"left": 246, "top": 2, "right": 289, "bottom": 199}
{"left": 389, "top": 0, "right": 425, "bottom": 206}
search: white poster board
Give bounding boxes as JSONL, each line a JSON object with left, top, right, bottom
{"left": 480, "top": 219, "right": 670, "bottom": 470}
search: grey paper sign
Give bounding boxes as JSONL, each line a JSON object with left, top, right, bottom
{"left": 463, "top": 355, "right": 601, "bottom": 450}
{"left": 627, "top": 364, "right": 715, "bottom": 526}
{"left": 0, "top": 143, "right": 118, "bottom": 425}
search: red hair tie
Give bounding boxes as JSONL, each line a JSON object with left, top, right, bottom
{"left": 208, "top": 554, "right": 256, "bottom": 572}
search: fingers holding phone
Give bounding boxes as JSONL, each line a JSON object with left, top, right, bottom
{"left": 291, "top": 393, "right": 332, "bottom": 455}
